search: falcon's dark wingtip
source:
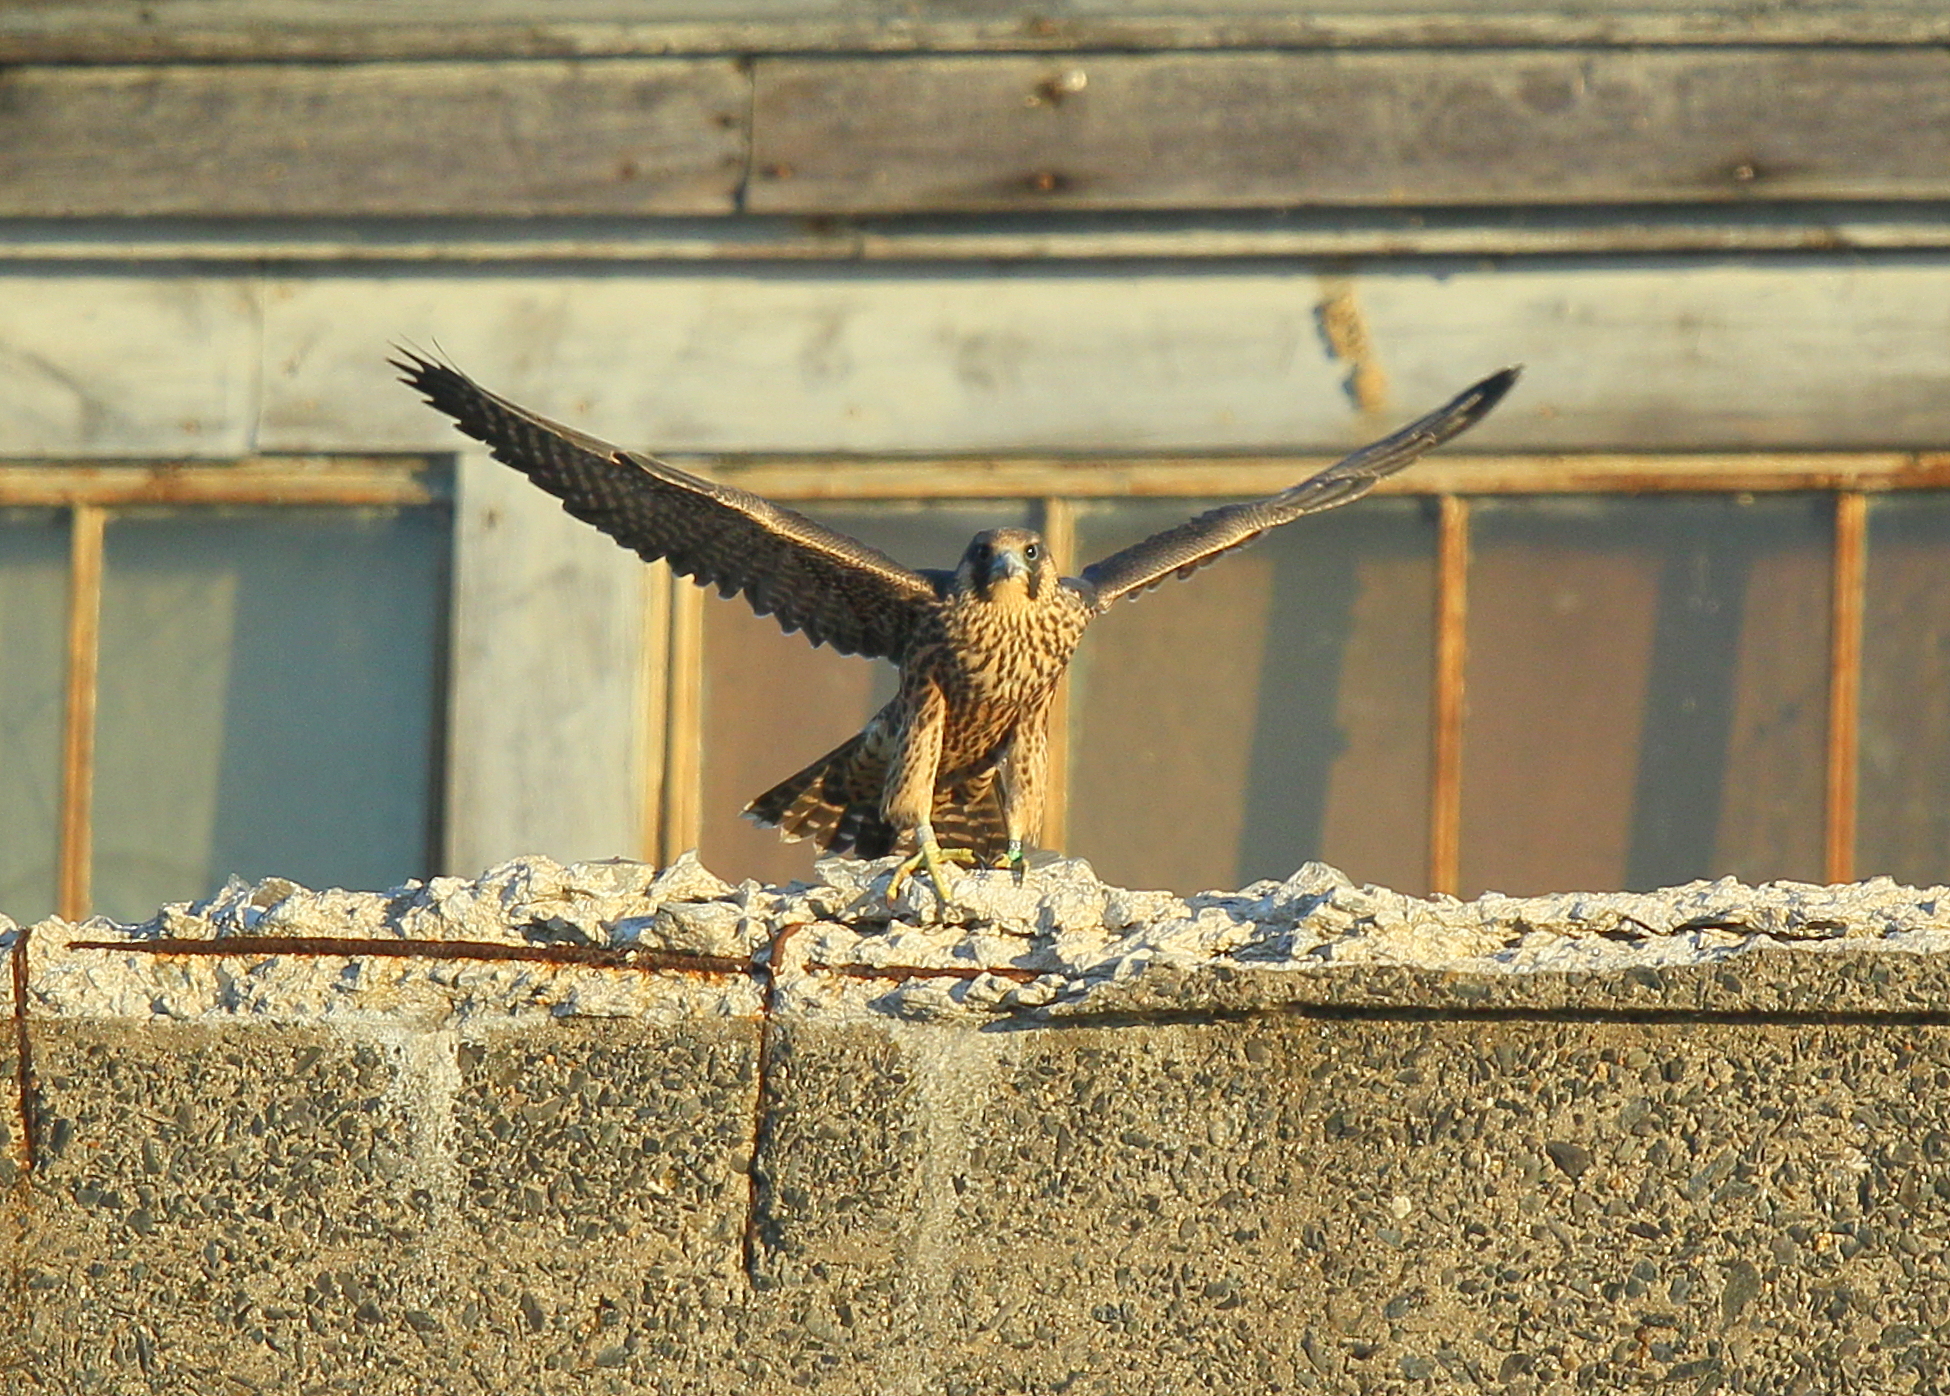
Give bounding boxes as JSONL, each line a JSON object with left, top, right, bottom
{"left": 387, "top": 345, "right": 534, "bottom": 457}
{"left": 388, "top": 344, "right": 464, "bottom": 412}
{"left": 1457, "top": 364, "right": 1522, "bottom": 422}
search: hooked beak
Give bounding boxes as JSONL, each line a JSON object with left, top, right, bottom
{"left": 990, "top": 549, "right": 1030, "bottom": 583}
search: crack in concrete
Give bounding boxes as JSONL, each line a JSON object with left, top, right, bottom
{"left": 805, "top": 959, "right": 1041, "bottom": 984}
{"left": 9, "top": 927, "right": 38, "bottom": 1178}
{"left": 1013, "top": 1001, "right": 1950, "bottom": 1034}
{"left": 743, "top": 920, "right": 808, "bottom": 1290}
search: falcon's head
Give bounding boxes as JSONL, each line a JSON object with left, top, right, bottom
{"left": 956, "top": 527, "right": 1057, "bottom": 606}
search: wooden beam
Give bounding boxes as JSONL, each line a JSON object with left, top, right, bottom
{"left": 0, "top": 60, "right": 746, "bottom": 218}
{"left": 4, "top": 47, "right": 1948, "bottom": 219}
{"left": 1825, "top": 491, "right": 1867, "bottom": 885}
{"left": 1429, "top": 496, "right": 1469, "bottom": 898}
{"left": 1039, "top": 497, "right": 1078, "bottom": 855}
{"left": 0, "top": 461, "right": 440, "bottom": 508}
{"left": 693, "top": 453, "right": 1931, "bottom": 502}
{"left": 7, "top": 4, "right": 1950, "bottom": 63}
{"left": 4, "top": 454, "right": 1935, "bottom": 510}
{"left": 13, "top": 211, "right": 1950, "bottom": 264}
{"left": 57, "top": 505, "right": 105, "bottom": 922}
{"left": 1390, "top": 453, "right": 1947, "bottom": 498}
{"left": 244, "top": 264, "right": 1950, "bottom": 458}
{"left": 751, "top": 49, "right": 1950, "bottom": 214}
{"left": 639, "top": 567, "right": 674, "bottom": 866}
{"left": 661, "top": 581, "right": 706, "bottom": 864}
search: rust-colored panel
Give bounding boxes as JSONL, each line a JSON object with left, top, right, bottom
{"left": 1068, "top": 499, "right": 1432, "bottom": 895}
{"left": 697, "top": 599, "right": 884, "bottom": 888}
{"left": 1316, "top": 525, "right": 1437, "bottom": 896}
{"left": 1824, "top": 494, "right": 1866, "bottom": 883}
{"left": 1463, "top": 497, "right": 1828, "bottom": 896}
{"left": 1859, "top": 495, "right": 1950, "bottom": 885}
{"left": 1462, "top": 507, "right": 1658, "bottom": 896}
{"left": 1067, "top": 547, "right": 1271, "bottom": 895}
{"left": 1711, "top": 520, "right": 1830, "bottom": 884}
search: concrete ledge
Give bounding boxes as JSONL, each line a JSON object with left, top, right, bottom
{"left": 5, "top": 856, "right": 1950, "bottom": 1392}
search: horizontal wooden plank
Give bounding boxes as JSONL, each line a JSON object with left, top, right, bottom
{"left": 0, "top": 461, "right": 441, "bottom": 507}
{"left": 248, "top": 260, "right": 1950, "bottom": 458}
{"left": 0, "top": 60, "right": 746, "bottom": 218}
{"left": 1401, "top": 453, "right": 1950, "bottom": 496}
{"left": 7, "top": 452, "right": 1941, "bottom": 507}
{"left": 690, "top": 453, "right": 1942, "bottom": 499}
{"left": 6, "top": 47, "right": 1945, "bottom": 219}
{"left": 10, "top": 208, "right": 1950, "bottom": 263}
{"left": 13, "top": 259, "right": 1950, "bottom": 461}
{"left": 260, "top": 268, "right": 1368, "bottom": 455}
{"left": 5, "top": 2, "right": 1949, "bottom": 61}
{"left": 0, "top": 275, "right": 258, "bottom": 457}
{"left": 751, "top": 49, "right": 1950, "bottom": 212}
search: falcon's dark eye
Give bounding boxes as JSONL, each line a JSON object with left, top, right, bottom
{"left": 1023, "top": 543, "right": 1042, "bottom": 561}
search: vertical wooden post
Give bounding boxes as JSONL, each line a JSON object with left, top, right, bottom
{"left": 1825, "top": 491, "right": 1867, "bottom": 884}
{"left": 58, "top": 504, "right": 106, "bottom": 922}
{"left": 660, "top": 581, "right": 706, "bottom": 865}
{"left": 443, "top": 450, "right": 654, "bottom": 873}
{"left": 1429, "top": 495, "right": 1470, "bottom": 898}
{"left": 1039, "top": 496, "right": 1078, "bottom": 854}
{"left": 639, "top": 567, "right": 673, "bottom": 865}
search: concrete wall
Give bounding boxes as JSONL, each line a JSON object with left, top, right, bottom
{"left": 5, "top": 855, "right": 1950, "bottom": 1393}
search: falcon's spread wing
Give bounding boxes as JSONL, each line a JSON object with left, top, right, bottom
{"left": 394, "top": 351, "right": 942, "bottom": 660}
{"left": 1074, "top": 367, "right": 1519, "bottom": 612}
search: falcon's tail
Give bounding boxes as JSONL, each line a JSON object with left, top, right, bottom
{"left": 743, "top": 738, "right": 1011, "bottom": 861}
{"left": 929, "top": 770, "right": 1012, "bottom": 861}
{"left": 743, "top": 734, "right": 902, "bottom": 859}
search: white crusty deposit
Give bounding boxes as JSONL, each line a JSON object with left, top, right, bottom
{"left": 10, "top": 853, "right": 1950, "bottom": 1028}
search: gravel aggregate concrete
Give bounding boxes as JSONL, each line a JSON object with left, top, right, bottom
{"left": 4, "top": 855, "right": 1950, "bottom": 1392}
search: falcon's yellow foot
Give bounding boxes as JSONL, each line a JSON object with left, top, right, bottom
{"left": 887, "top": 825, "right": 980, "bottom": 905}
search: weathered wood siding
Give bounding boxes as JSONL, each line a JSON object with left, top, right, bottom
{"left": 6, "top": 1, "right": 1949, "bottom": 60}
{"left": 749, "top": 49, "right": 1950, "bottom": 212}
{"left": 0, "top": 61, "right": 746, "bottom": 218}
{"left": 8, "top": 262, "right": 1949, "bottom": 460}
{"left": 0, "top": 276, "right": 258, "bottom": 457}
{"left": 1, "top": 45, "right": 1947, "bottom": 216}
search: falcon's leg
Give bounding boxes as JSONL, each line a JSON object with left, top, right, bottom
{"left": 882, "top": 677, "right": 962, "bottom": 905}
{"left": 994, "top": 700, "right": 1054, "bottom": 878}
{"left": 887, "top": 823, "right": 981, "bottom": 903}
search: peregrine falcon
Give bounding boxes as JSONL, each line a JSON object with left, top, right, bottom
{"left": 396, "top": 352, "right": 1517, "bottom": 900}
